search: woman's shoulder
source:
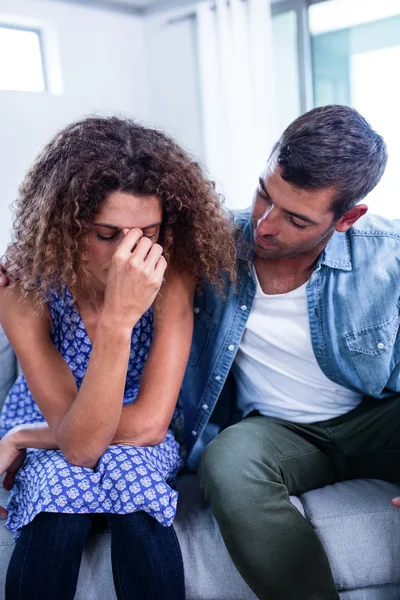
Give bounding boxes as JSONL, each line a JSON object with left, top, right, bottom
{"left": 0, "top": 285, "right": 45, "bottom": 324}
{"left": 0, "top": 285, "right": 52, "bottom": 356}
{"left": 0, "top": 283, "right": 65, "bottom": 325}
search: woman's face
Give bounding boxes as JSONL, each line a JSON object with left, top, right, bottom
{"left": 85, "top": 190, "right": 163, "bottom": 292}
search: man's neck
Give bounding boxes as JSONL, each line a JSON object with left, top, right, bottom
{"left": 254, "top": 245, "right": 324, "bottom": 295}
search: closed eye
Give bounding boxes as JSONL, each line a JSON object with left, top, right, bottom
{"left": 257, "top": 188, "right": 270, "bottom": 201}
{"left": 288, "top": 215, "right": 307, "bottom": 229}
{"left": 96, "top": 232, "right": 121, "bottom": 242}
{"left": 257, "top": 190, "right": 274, "bottom": 210}
{"left": 142, "top": 227, "right": 160, "bottom": 241}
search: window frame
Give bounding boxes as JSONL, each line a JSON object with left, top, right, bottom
{"left": 0, "top": 22, "right": 48, "bottom": 92}
{"left": 271, "top": 0, "right": 327, "bottom": 113}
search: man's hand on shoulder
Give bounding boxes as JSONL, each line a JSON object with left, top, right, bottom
{"left": 0, "top": 264, "right": 9, "bottom": 287}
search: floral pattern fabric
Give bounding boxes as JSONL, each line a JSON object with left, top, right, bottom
{"left": 0, "top": 289, "right": 183, "bottom": 535}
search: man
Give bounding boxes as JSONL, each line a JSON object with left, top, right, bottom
{"left": 180, "top": 105, "right": 400, "bottom": 600}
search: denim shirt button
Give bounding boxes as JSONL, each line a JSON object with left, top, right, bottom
{"left": 377, "top": 342, "right": 385, "bottom": 349}
{"left": 194, "top": 307, "right": 200, "bottom": 314}
{"left": 191, "top": 430, "right": 197, "bottom": 436}
{"left": 240, "top": 305, "right": 247, "bottom": 311}
{"left": 215, "top": 375, "right": 221, "bottom": 381}
{"left": 202, "top": 404, "right": 209, "bottom": 410}
{"left": 228, "top": 344, "right": 235, "bottom": 351}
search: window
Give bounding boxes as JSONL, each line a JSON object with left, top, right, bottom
{"left": 0, "top": 25, "right": 46, "bottom": 92}
{"left": 309, "top": 0, "right": 400, "bottom": 218}
{"left": 271, "top": 10, "right": 301, "bottom": 133}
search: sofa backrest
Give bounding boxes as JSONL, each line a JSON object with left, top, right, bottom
{"left": 0, "top": 325, "right": 17, "bottom": 413}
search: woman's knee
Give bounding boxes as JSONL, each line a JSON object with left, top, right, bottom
{"left": 16, "top": 512, "right": 92, "bottom": 553}
{"left": 107, "top": 510, "right": 169, "bottom": 543}
{"left": 108, "top": 512, "right": 183, "bottom": 572}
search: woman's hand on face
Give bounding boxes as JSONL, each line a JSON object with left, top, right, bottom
{"left": 102, "top": 228, "right": 167, "bottom": 330}
{"left": 0, "top": 434, "right": 26, "bottom": 517}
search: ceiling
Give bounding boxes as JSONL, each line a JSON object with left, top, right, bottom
{"left": 47, "top": 0, "right": 284, "bottom": 16}
{"left": 46, "top": 0, "right": 198, "bottom": 15}
{"left": 89, "top": 0, "right": 167, "bottom": 9}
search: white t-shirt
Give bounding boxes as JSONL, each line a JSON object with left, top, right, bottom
{"left": 233, "top": 270, "right": 362, "bottom": 423}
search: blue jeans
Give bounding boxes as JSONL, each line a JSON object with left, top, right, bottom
{"left": 6, "top": 511, "right": 185, "bottom": 600}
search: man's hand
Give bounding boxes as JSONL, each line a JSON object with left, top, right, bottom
{"left": 0, "top": 265, "right": 9, "bottom": 287}
{"left": 0, "top": 433, "right": 26, "bottom": 517}
{"left": 392, "top": 497, "right": 400, "bottom": 508}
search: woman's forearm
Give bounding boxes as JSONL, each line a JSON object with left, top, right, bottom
{"left": 57, "top": 318, "right": 133, "bottom": 466}
{"left": 5, "top": 417, "right": 158, "bottom": 459}
{"left": 1, "top": 323, "right": 148, "bottom": 467}
{"left": 6, "top": 288, "right": 191, "bottom": 459}
{"left": 113, "top": 276, "right": 195, "bottom": 447}
{"left": 8, "top": 422, "right": 57, "bottom": 450}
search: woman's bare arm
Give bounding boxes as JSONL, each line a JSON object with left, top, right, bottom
{"left": 114, "top": 270, "right": 196, "bottom": 445}
{"left": 3, "top": 271, "right": 195, "bottom": 446}
{"left": 0, "top": 287, "right": 133, "bottom": 467}
{"left": 1, "top": 271, "right": 195, "bottom": 479}
{"left": 0, "top": 231, "right": 166, "bottom": 467}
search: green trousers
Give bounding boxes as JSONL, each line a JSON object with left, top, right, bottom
{"left": 199, "top": 396, "right": 400, "bottom": 600}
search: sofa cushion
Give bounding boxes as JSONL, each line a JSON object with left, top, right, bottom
{"left": 0, "top": 325, "right": 17, "bottom": 413}
{"left": 1, "top": 476, "right": 400, "bottom": 599}
{"left": 0, "top": 484, "right": 13, "bottom": 597}
{"left": 340, "top": 586, "right": 400, "bottom": 600}
{"left": 300, "top": 479, "right": 400, "bottom": 593}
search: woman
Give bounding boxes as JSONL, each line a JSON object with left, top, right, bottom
{"left": 0, "top": 116, "right": 236, "bottom": 600}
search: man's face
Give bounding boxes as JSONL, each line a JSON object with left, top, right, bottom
{"left": 251, "top": 165, "right": 338, "bottom": 260}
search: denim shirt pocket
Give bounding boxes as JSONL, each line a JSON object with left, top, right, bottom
{"left": 188, "top": 307, "right": 215, "bottom": 367}
{"left": 344, "top": 309, "right": 400, "bottom": 396}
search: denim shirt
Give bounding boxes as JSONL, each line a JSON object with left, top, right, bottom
{"left": 181, "top": 211, "right": 400, "bottom": 470}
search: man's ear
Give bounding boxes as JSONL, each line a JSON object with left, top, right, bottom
{"left": 335, "top": 204, "right": 368, "bottom": 233}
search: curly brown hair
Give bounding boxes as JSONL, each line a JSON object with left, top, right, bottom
{"left": 5, "top": 116, "right": 237, "bottom": 305}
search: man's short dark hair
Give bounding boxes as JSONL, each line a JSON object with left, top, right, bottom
{"left": 273, "top": 105, "right": 388, "bottom": 218}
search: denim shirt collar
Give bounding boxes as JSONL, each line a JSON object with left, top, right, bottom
{"left": 319, "top": 229, "right": 352, "bottom": 271}
{"left": 238, "top": 218, "right": 352, "bottom": 272}
{"left": 237, "top": 219, "right": 254, "bottom": 261}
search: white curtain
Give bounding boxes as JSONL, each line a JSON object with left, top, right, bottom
{"left": 197, "top": 0, "right": 278, "bottom": 209}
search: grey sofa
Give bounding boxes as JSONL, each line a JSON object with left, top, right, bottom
{"left": 1, "top": 326, "right": 400, "bottom": 599}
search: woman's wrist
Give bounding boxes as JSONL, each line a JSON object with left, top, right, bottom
{"left": 97, "top": 313, "right": 136, "bottom": 341}
{"left": 3, "top": 425, "right": 27, "bottom": 450}
{"left": 4, "top": 422, "right": 56, "bottom": 451}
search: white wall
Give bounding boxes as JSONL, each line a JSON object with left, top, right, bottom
{"left": 143, "top": 6, "right": 204, "bottom": 161}
{"left": 0, "top": 0, "right": 149, "bottom": 252}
